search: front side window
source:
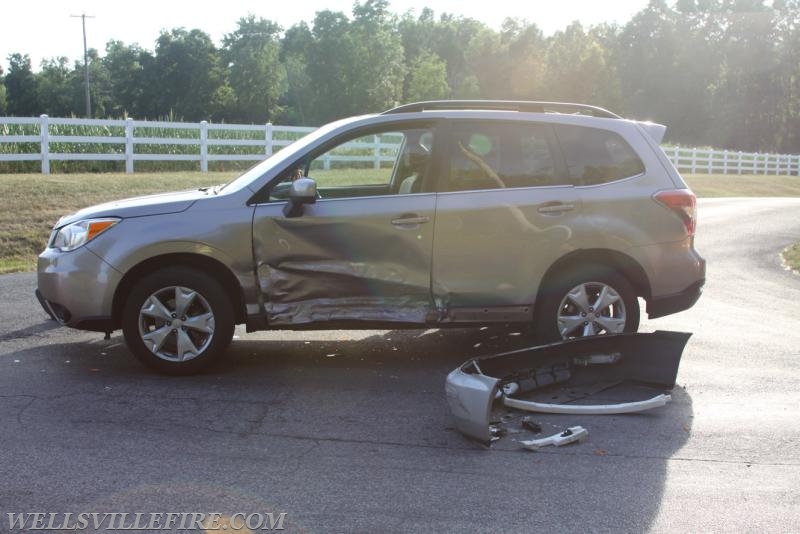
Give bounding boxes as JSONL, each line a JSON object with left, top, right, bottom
{"left": 446, "top": 122, "right": 559, "bottom": 192}
{"left": 267, "top": 125, "right": 434, "bottom": 201}
{"left": 555, "top": 125, "right": 645, "bottom": 186}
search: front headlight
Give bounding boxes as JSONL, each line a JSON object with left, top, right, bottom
{"left": 50, "top": 218, "right": 120, "bottom": 252}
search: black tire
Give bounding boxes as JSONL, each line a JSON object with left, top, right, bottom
{"left": 122, "top": 267, "right": 235, "bottom": 375}
{"left": 534, "top": 265, "right": 640, "bottom": 343}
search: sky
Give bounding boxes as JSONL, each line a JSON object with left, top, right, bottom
{"left": 0, "top": 0, "right": 649, "bottom": 72}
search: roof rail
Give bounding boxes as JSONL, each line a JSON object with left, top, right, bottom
{"left": 382, "top": 100, "right": 621, "bottom": 119}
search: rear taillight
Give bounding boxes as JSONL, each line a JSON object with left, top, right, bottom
{"left": 654, "top": 189, "right": 697, "bottom": 236}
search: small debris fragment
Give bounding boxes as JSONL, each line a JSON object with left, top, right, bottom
{"left": 65, "top": 360, "right": 71, "bottom": 364}
{"left": 508, "top": 332, "right": 521, "bottom": 336}
{"left": 100, "top": 352, "right": 108, "bottom": 356}
{"left": 473, "top": 343, "right": 481, "bottom": 348}
{"left": 89, "top": 368, "right": 100, "bottom": 372}
{"left": 326, "top": 353, "right": 338, "bottom": 358}
{"left": 13, "top": 360, "right": 20, "bottom": 363}
{"left": 594, "top": 448, "right": 607, "bottom": 456}
{"left": 521, "top": 417, "right": 542, "bottom": 434}
{"left": 480, "top": 327, "right": 489, "bottom": 331}
{"left": 520, "top": 426, "right": 589, "bottom": 451}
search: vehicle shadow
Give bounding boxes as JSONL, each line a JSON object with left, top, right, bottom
{"left": 2, "top": 326, "right": 694, "bottom": 532}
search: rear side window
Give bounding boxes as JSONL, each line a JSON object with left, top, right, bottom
{"left": 446, "top": 122, "right": 560, "bottom": 192}
{"left": 555, "top": 125, "right": 645, "bottom": 186}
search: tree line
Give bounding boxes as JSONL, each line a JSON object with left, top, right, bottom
{"left": 1, "top": 0, "right": 798, "bottom": 153}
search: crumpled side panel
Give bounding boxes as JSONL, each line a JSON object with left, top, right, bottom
{"left": 253, "top": 196, "right": 436, "bottom": 325}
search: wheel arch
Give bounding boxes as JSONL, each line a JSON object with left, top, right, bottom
{"left": 111, "top": 253, "right": 246, "bottom": 328}
{"left": 537, "top": 248, "right": 652, "bottom": 304}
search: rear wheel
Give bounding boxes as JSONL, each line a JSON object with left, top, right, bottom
{"left": 122, "top": 267, "right": 234, "bottom": 375}
{"left": 535, "top": 266, "right": 639, "bottom": 343}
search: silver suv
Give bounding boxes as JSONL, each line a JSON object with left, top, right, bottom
{"left": 36, "top": 101, "right": 705, "bottom": 374}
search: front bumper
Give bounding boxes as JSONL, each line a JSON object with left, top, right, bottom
{"left": 36, "top": 246, "right": 122, "bottom": 332}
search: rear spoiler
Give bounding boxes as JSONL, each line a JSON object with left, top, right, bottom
{"left": 637, "top": 121, "right": 667, "bottom": 144}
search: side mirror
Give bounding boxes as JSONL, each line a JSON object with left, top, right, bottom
{"left": 283, "top": 177, "right": 317, "bottom": 218}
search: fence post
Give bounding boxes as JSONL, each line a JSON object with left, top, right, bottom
{"left": 690, "top": 148, "right": 697, "bottom": 174}
{"left": 265, "top": 123, "right": 273, "bottom": 157}
{"left": 737, "top": 151, "right": 743, "bottom": 175}
{"left": 723, "top": 150, "right": 728, "bottom": 175}
{"left": 125, "top": 118, "right": 134, "bottom": 174}
{"left": 200, "top": 121, "right": 208, "bottom": 172}
{"left": 707, "top": 149, "right": 713, "bottom": 174}
{"left": 373, "top": 135, "right": 381, "bottom": 170}
{"left": 40, "top": 114, "right": 50, "bottom": 174}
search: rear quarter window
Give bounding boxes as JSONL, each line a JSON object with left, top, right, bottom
{"left": 554, "top": 125, "right": 645, "bottom": 186}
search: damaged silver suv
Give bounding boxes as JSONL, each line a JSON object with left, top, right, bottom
{"left": 37, "top": 101, "right": 705, "bottom": 374}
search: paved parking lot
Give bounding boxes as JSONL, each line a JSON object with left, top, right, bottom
{"left": 1, "top": 197, "right": 799, "bottom": 533}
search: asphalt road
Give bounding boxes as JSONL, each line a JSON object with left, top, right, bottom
{"left": 1, "top": 197, "right": 799, "bottom": 533}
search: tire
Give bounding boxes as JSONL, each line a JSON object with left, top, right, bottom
{"left": 122, "top": 267, "right": 235, "bottom": 375}
{"left": 535, "top": 265, "right": 640, "bottom": 343}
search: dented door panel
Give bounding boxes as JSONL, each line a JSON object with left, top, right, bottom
{"left": 253, "top": 195, "right": 436, "bottom": 325}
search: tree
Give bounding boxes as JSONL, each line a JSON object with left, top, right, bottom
{"left": 103, "top": 41, "right": 151, "bottom": 117}
{"left": 149, "top": 28, "right": 231, "bottom": 120}
{"left": 37, "top": 57, "right": 74, "bottom": 116}
{"left": 73, "top": 48, "right": 113, "bottom": 118}
{"left": 4, "top": 54, "right": 40, "bottom": 116}
{"left": 502, "top": 20, "right": 548, "bottom": 100}
{"left": 405, "top": 50, "right": 449, "bottom": 101}
{"left": 773, "top": 0, "right": 800, "bottom": 152}
{"left": 300, "top": 1, "right": 405, "bottom": 123}
{"left": 543, "top": 22, "right": 613, "bottom": 104}
{"left": 0, "top": 66, "right": 8, "bottom": 114}
{"left": 223, "top": 15, "right": 286, "bottom": 123}
{"left": 708, "top": 0, "right": 778, "bottom": 151}
{"left": 280, "top": 22, "right": 314, "bottom": 124}
{"left": 466, "top": 27, "right": 510, "bottom": 98}
{"left": 347, "top": 0, "right": 406, "bottom": 112}
{"left": 303, "top": 10, "right": 356, "bottom": 123}
{"left": 427, "top": 14, "right": 485, "bottom": 97}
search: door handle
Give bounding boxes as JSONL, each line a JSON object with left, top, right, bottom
{"left": 537, "top": 203, "right": 575, "bottom": 215}
{"left": 391, "top": 215, "right": 430, "bottom": 226}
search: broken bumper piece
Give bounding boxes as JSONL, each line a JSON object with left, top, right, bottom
{"left": 504, "top": 393, "right": 671, "bottom": 415}
{"left": 520, "top": 426, "right": 589, "bottom": 451}
{"left": 445, "top": 331, "right": 691, "bottom": 445}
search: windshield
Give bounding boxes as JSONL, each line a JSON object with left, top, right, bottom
{"left": 219, "top": 116, "right": 369, "bottom": 194}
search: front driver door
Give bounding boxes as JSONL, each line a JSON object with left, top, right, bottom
{"left": 252, "top": 123, "right": 439, "bottom": 326}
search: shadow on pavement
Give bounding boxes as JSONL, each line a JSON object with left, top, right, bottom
{"left": 0, "top": 324, "right": 694, "bottom": 532}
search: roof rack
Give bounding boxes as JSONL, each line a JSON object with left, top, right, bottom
{"left": 382, "top": 100, "right": 621, "bottom": 119}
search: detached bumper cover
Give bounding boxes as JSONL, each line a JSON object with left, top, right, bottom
{"left": 445, "top": 331, "right": 691, "bottom": 444}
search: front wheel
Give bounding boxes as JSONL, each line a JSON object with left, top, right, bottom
{"left": 535, "top": 267, "right": 640, "bottom": 343}
{"left": 122, "top": 267, "right": 235, "bottom": 375}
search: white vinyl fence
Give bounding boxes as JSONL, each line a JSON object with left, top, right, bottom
{"left": 1, "top": 115, "right": 799, "bottom": 176}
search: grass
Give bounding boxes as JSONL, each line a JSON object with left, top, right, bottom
{"left": 0, "top": 171, "right": 798, "bottom": 274}
{"left": 783, "top": 243, "right": 800, "bottom": 274}
{"left": 0, "top": 172, "right": 236, "bottom": 273}
{"left": 682, "top": 174, "right": 800, "bottom": 197}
